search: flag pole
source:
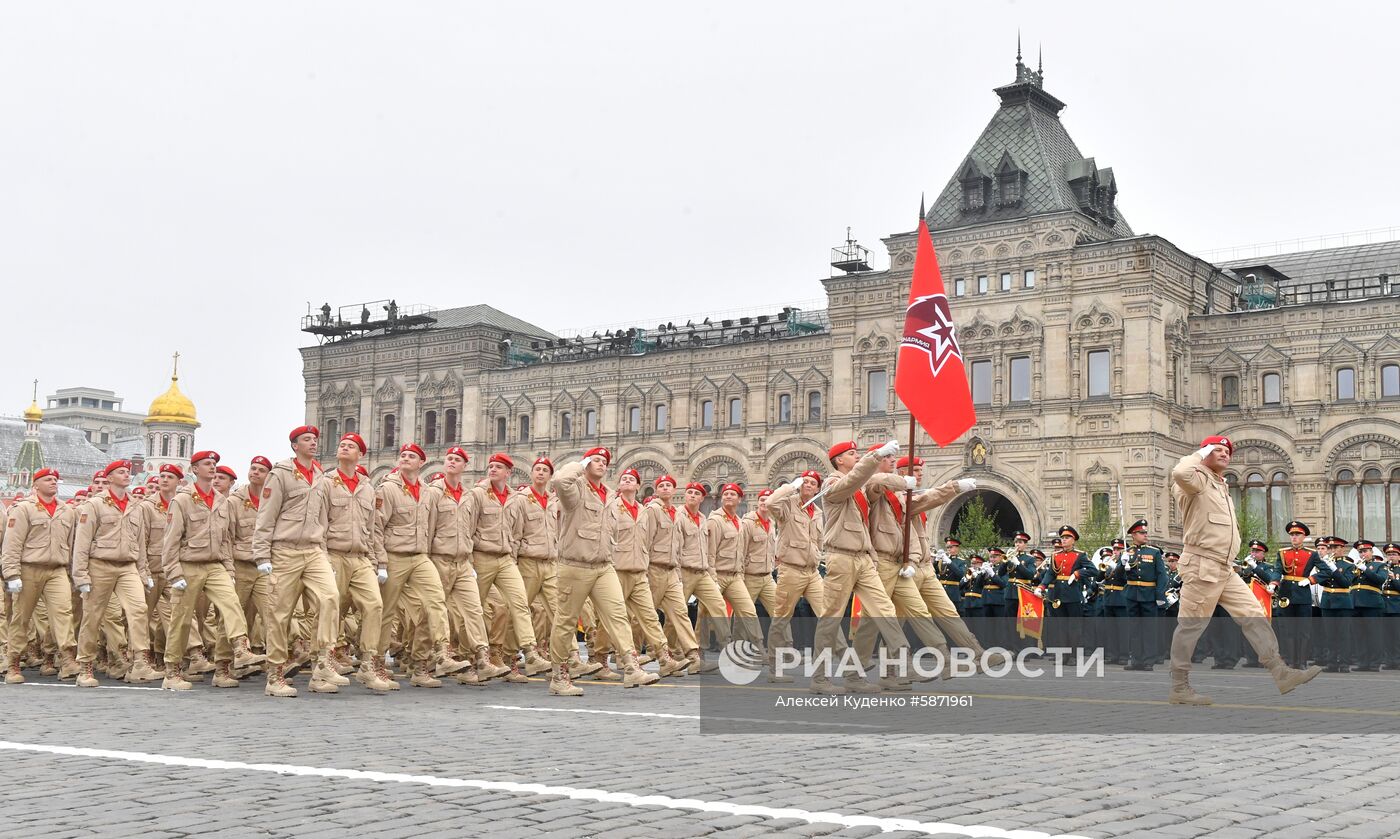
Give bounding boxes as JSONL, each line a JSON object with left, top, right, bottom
{"left": 902, "top": 413, "right": 916, "bottom": 571}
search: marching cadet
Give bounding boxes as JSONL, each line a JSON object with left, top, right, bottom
{"left": 605, "top": 467, "right": 686, "bottom": 678}
{"left": 71, "top": 460, "right": 161, "bottom": 687}
{"left": 1167, "top": 436, "right": 1319, "bottom": 704}
{"left": 160, "top": 451, "right": 264, "bottom": 690}
{"left": 467, "top": 453, "right": 552, "bottom": 680}
{"left": 1275, "top": 521, "right": 1321, "bottom": 669}
{"left": 139, "top": 463, "right": 182, "bottom": 671}
{"left": 739, "top": 489, "right": 782, "bottom": 650}
{"left": 3, "top": 468, "right": 81, "bottom": 684}
{"left": 228, "top": 456, "right": 273, "bottom": 659}
{"left": 252, "top": 426, "right": 341, "bottom": 698}
{"left": 981, "top": 547, "right": 1010, "bottom": 650}
{"left": 764, "top": 469, "right": 824, "bottom": 681}
{"left": 1312, "top": 536, "right": 1355, "bottom": 672}
{"left": 938, "top": 537, "right": 966, "bottom": 615}
{"left": 314, "top": 433, "right": 394, "bottom": 692}
{"left": 213, "top": 465, "right": 237, "bottom": 496}
{"left": 505, "top": 457, "right": 576, "bottom": 677}
{"left": 638, "top": 474, "right": 706, "bottom": 674}
{"left": 375, "top": 442, "right": 471, "bottom": 688}
{"left": 426, "top": 447, "right": 509, "bottom": 686}
{"left": 704, "top": 483, "right": 763, "bottom": 647}
{"left": 1037, "top": 525, "right": 1094, "bottom": 654}
{"left": 1349, "top": 540, "right": 1386, "bottom": 672}
{"left": 544, "top": 448, "right": 659, "bottom": 695}
{"left": 675, "top": 481, "right": 733, "bottom": 664}
{"left": 811, "top": 440, "right": 913, "bottom": 694}
{"left": 1382, "top": 543, "right": 1400, "bottom": 669}
{"left": 1120, "top": 521, "right": 1164, "bottom": 672}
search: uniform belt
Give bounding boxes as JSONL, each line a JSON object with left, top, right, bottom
{"left": 985, "top": 585, "right": 1003, "bottom": 590}
{"left": 964, "top": 592, "right": 982, "bottom": 598}
{"left": 1103, "top": 585, "right": 1124, "bottom": 591}
{"left": 745, "top": 571, "right": 772, "bottom": 577}
{"left": 1056, "top": 575, "right": 1075, "bottom": 581}
{"left": 557, "top": 558, "right": 606, "bottom": 569}
{"left": 1386, "top": 591, "right": 1400, "bottom": 596}
{"left": 1353, "top": 585, "right": 1382, "bottom": 594}
{"left": 1127, "top": 580, "right": 1157, "bottom": 587}
{"left": 1323, "top": 587, "right": 1351, "bottom": 594}
{"left": 1284, "top": 575, "right": 1308, "bottom": 582}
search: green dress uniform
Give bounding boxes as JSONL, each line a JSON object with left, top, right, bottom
{"left": 937, "top": 554, "right": 965, "bottom": 616}
{"left": 1381, "top": 548, "right": 1400, "bottom": 669}
{"left": 1349, "top": 543, "right": 1386, "bottom": 671}
{"left": 1314, "top": 544, "right": 1355, "bottom": 672}
{"left": 1275, "top": 525, "right": 1323, "bottom": 670}
{"left": 1101, "top": 549, "right": 1129, "bottom": 664}
{"left": 1124, "top": 543, "right": 1167, "bottom": 669}
{"left": 1236, "top": 547, "right": 1278, "bottom": 667}
{"left": 981, "top": 554, "right": 1010, "bottom": 650}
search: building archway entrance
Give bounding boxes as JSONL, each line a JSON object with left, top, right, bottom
{"left": 944, "top": 489, "right": 1026, "bottom": 544}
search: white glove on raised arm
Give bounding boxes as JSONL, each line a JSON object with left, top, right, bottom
{"left": 875, "top": 439, "right": 900, "bottom": 457}
{"left": 787, "top": 476, "right": 806, "bottom": 491}
{"left": 904, "top": 476, "right": 918, "bottom": 490}
{"left": 1195, "top": 443, "right": 1216, "bottom": 459}
{"left": 957, "top": 479, "right": 977, "bottom": 493}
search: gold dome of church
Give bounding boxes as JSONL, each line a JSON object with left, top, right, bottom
{"left": 146, "top": 353, "right": 198, "bottom": 427}
{"left": 22, "top": 380, "right": 42, "bottom": 422}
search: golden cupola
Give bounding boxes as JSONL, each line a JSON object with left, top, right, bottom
{"left": 146, "top": 353, "right": 199, "bottom": 427}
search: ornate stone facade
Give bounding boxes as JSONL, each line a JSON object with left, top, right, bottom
{"left": 299, "top": 59, "right": 1400, "bottom": 544}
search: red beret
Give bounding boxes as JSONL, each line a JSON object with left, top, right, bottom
{"left": 130, "top": 486, "right": 146, "bottom": 496}
{"left": 827, "top": 441, "right": 856, "bottom": 461}
{"left": 289, "top": 425, "right": 319, "bottom": 443}
{"left": 619, "top": 468, "right": 640, "bottom": 482}
{"left": 190, "top": 450, "right": 220, "bottom": 465}
{"left": 584, "top": 446, "right": 611, "bottom": 465}
{"left": 428, "top": 472, "right": 446, "bottom": 483}
{"left": 1201, "top": 435, "right": 1233, "bottom": 454}
{"left": 216, "top": 465, "right": 237, "bottom": 480}
{"left": 340, "top": 433, "right": 367, "bottom": 454}
{"left": 488, "top": 452, "right": 514, "bottom": 469}
{"left": 654, "top": 474, "right": 677, "bottom": 488}
{"left": 721, "top": 483, "right": 744, "bottom": 497}
{"left": 685, "top": 482, "right": 707, "bottom": 494}
{"left": 250, "top": 456, "right": 272, "bottom": 470}
{"left": 32, "top": 468, "right": 59, "bottom": 481}
{"left": 445, "top": 446, "right": 470, "bottom": 462}
{"left": 74, "top": 488, "right": 89, "bottom": 498}
{"left": 146, "top": 474, "right": 161, "bottom": 484}
{"left": 533, "top": 456, "right": 554, "bottom": 473}
{"left": 895, "top": 455, "right": 923, "bottom": 469}
{"left": 160, "top": 464, "right": 184, "bottom": 479}
{"left": 92, "top": 470, "right": 104, "bottom": 481}
{"left": 800, "top": 469, "right": 823, "bottom": 483}
{"left": 399, "top": 442, "right": 426, "bottom": 461}
{"left": 103, "top": 460, "right": 132, "bottom": 477}
{"left": 757, "top": 489, "right": 773, "bottom": 499}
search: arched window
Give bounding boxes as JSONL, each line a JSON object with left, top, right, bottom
{"left": 345, "top": 416, "right": 357, "bottom": 434}
{"left": 179, "top": 436, "right": 187, "bottom": 458}
{"left": 147, "top": 436, "right": 154, "bottom": 457}
{"left": 444, "top": 409, "right": 458, "bottom": 443}
{"left": 728, "top": 398, "right": 742, "bottom": 427}
{"left": 1244, "top": 472, "right": 1266, "bottom": 525}
{"left": 1334, "top": 469, "right": 1358, "bottom": 538}
{"left": 1337, "top": 367, "right": 1356, "bottom": 400}
{"left": 585, "top": 409, "right": 598, "bottom": 437}
{"left": 654, "top": 404, "right": 667, "bottom": 432}
{"left": 1363, "top": 468, "right": 1386, "bottom": 539}
{"left": 628, "top": 406, "right": 641, "bottom": 434}
{"left": 1221, "top": 375, "right": 1240, "bottom": 408}
{"left": 700, "top": 400, "right": 714, "bottom": 430}
{"left": 1269, "top": 472, "right": 1291, "bottom": 539}
{"left": 1383, "top": 364, "right": 1400, "bottom": 399}
{"left": 424, "top": 410, "right": 437, "bottom": 445}
{"left": 560, "top": 411, "right": 572, "bottom": 439}
{"left": 161, "top": 434, "right": 170, "bottom": 457}
{"left": 1262, "top": 372, "right": 1281, "bottom": 405}
{"left": 326, "top": 419, "right": 339, "bottom": 443}
{"left": 495, "top": 416, "right": 507, "bottom": 444}
{"left": 520, "top": 414, "right": 531, "bottom": 443}
{"left": 778, "top": 393, "right": 791, "bottom": 424}
{"left": 383, "top": 414, "right": 397, "bottom": 450}
{"left": 808, "top": 391, "right": 822, "bottom": 422}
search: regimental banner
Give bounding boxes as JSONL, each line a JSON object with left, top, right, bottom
{"left": 1016, "top": 585, "right": 1045, "bottom": 643}
{"left": 1251, "top": 578, "right": 1273, "bottom": 620}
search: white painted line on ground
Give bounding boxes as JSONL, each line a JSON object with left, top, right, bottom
{"left": 484, "top": 702, "right": 884, "bottom": 729}
{"left": 0, "top": 740, "right": 1089, "bottom": 839}
{"left": 18, "top": 681, "right": 167, "bottom": 692}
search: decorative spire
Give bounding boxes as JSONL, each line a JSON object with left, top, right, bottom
{"left": 23, "top": 379, "right": 42, "bottom": 423}
{"left": 172, "top": 351, "right": 180, "bottom": 381}
{"left": 1038, "top": 43, "right": 1044, "bottom": 80}
{"left": 1011, "top": 32, "right": 1044, "bottom": 89}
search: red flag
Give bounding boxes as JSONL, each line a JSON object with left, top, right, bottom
{"left": 1016, "top": 586, "right": 1045, "bottom": 643}
{"left": 1250, "top": 579, "right": 1273, "bottom": 620}
{"left": 894, "top": 205, "right": 976, "bottom": 446}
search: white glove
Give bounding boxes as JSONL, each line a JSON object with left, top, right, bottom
{"left": 171, "top": 578, "right": 188, "bottom": 591}
{"left": 898, "top": 565, "right": 916, "bottom": 579}
{"left": 903, "top": 476, "right": 917, "bottom": 490}
{"left": 1195, "top": 443, "right": 1216, "bottom": 459}
{"left": 4, "top": 579, "right": 20, "bottom": 593}
{"left": 957, "top": 479, "right": 977, "bottom": 492}
{"left": 1267, "top": 583, "right": 1277, "bottom": 593}
{"left": 144, "top": 577, "right": 154, "bottom": 590}
{"left": 875, "top": 439, "right": 900, "bottom": 457}
{"left": 787, "top": 476, "right": 806, "bottom": 491}
{"left": 377, "top": 568, "right": 389, "bottom": 584}
{"left": 1034, "top": 586, "right": 1046, "bottom": 598}
{"left": 256, "top": 562, "right": 272, "bottom": 575}
{"left": 78, "top": 584, "right": 91, "bottom": 595}
{"left": 1156, "top": 599, "right": 1166, "bottom": 607}
{"left": 1246, "top": 557, "right": 1257, "bottom": 568}
{"left": 579, "top": 455, "right": 595, "bottom": 467}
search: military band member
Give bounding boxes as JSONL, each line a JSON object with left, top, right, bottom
{"left": 1382, "top": 543, "right": 1400, "bottom": 669}
{"left": 1235, "top": 539, "right": 1277, "bottom": 668}
{"left": 72, "top": 460, "right": 161, "bottom": 687}
{"left": 938, "top": 537, "right": 965, "bottom": 615}
{"left": 1350, "top": 539, "right": 1386, "bottom": 672}
{"left": 764, "top": 470, "right": 824, "bottom": 681}
{"left": 704, "top": 483, "right": 763, "bottom": 646}
{"left": 1311, "top": 536, "right": 1356, "bottom": 672}
{"left": 638, "top": 475, "right": 706, "bottom": 673}
{"left": 1167, "top": 436, "right": 1319, "bottom": 704}
{"left": 962, "top": 555, "right": 986, "bottom": 633}
{"left": 1100, "top": 537, "right": 1129, "bottom": 665}
{"left": 3, "top": 469, "right": 80, "bottom": 684}
{"left": 1037, "top": 525, "right": 1094, "bottom": 653}
{"left": 160, "top": 451, "right": 263, "bottom": 691}
{"left": 1275, "top": 521, "right": 1320, "bottom": 669}
{"left": 981, "top": 547, "right": 1010, "bottom": 651}
{"left": 545, "top": 448, "right": 659, "bottom": 695}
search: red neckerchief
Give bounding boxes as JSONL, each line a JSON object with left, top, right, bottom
{"left": 884, "top": 491, "right": 904, "bottom": 525}
{"left": 109, "top": 490, "right": 128, "bottom": 513}
{"left": 919, "top": 512, "right": 927, "bottom": 525}
{"left": 491, "top": 485, "right": 511, "bottom": 507}
{"left": 687, "top": 509, "right": 701, "bottom": 527}
{"left": 1055, "top": 551, "right": 1078, "bottom": 576}
{"left": 664, "top": 505, "right": 676, "bottom": 521}
{"left": 804, "top": 501, "right": 815, "bottom": 519}
{"left": 445, "top": 481, "right": 463, "bottom": 503}
{"left": 405, "top": 481, "right": 420, "bottom": 502}
{"left": 757, "top": 515, "right": 770, "bottom": 533}
{"left": 589, "top": 481, "right": 608, "bottom": 504}
{"left": 294, "top": 460, "right": 317, "bottom": 485}
{"left": 622, "top": 497, "right": 639, "bottom": 520}
{"left": 39, "top": 498, "right": 58, "bottom": 517}
{"left": 853, "top": 492, "right": 869, "bottom": 524}
{"left": 725, "top": 511, "right": 739, "bottom": 529}
{"left": 338, "top": 469, "right": 359, "bottom": 495}
{"left": 194, "top": 484, "right": 216, "bottom": 509}
{"left": 530, "top": 488, "right": 549, "bottom": 509}
{"left": 248, "top": 488, "right": 261, "bottom": 510}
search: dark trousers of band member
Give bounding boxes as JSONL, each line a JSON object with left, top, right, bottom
{"left": 1204, "top": 605, "right": 1240, "bottom": 667}
{"left": 982, "top": 604, "right": 1005, "bottom": 650}
{"left": 1318, "top": 608, "right": 1350, "bottom": 669}
{"left": 1276, "top": 602, "right": 1312, "bottom": 668}
{"left": 1386, "top": 612, "right": 1400, "bottom": 668}
{"left": 1047, "top": 602, "right": 1084, "bottom": 651}
{"left": 1124, "top": 601, "right": 1160, "bottom": 665}
{"left": 1354, "top": 606, "right": 1384, "bottom": 670}
{"left": 1103, "top": 606, "right": 1127, "bottom": 663}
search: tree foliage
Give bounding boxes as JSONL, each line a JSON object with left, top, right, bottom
{"left": 952, "top": 495, "right": 1004, "bottom": 556}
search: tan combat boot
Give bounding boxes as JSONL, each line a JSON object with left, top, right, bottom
{"left": 686, "top": 651, "right": 719, "bottom": 675}
{"left": 108, "top": 648, "right": 132, "bottom": 680}
{"left": 284, "top": 639, "right": 312, "bottom": 677}
{"left": 76, "top": 660, "right": 99, "bottom": 688}
{"left": 622, "top": 652, "right": 660, "bottom": 688}
{"left": 1272, "top": 662, "right": 1323, "bottom": 695}
{"left": 567, "top": 650, "right": 603, "bottom": 679}
{"left": 331, "top": 646, "right": 355, "bottom": 675}
{"left": 308, "top": 664, "right": 341, "bottom": 694}
{"left": 321, "top": 653, "right": 351, "bottom": 685}
{"left": 233, "top": 637, "right": 267, "bottom": 670}
{"left": 5, "top": 654, "right": 25, "bottom": 685}
{"left": 39, "top": 652, "right": 57, "bottom": 676}
{"left": 842, "top": 673, "right": 882, "bottom": 694}
{"left": 374, "top": 656, "right": 401, "bottom": 691}
{"left": 657, "top": 650, "right": 688, "bottom": 678}
{"left": 58, "top": 650, "right": 81, "bottom": 681}
{"left": 521, "top": 645, "right": 552, "bottom": 676}
{"left": 1167, "top": 669, "right": 1212, "bottom": 705}
{"left": 549, "top": 662, "right": 584, "bottom": 696}
{"left": 636, "top": 651, "right": 654, "bottom": 666}
{"left": 502, "top": 663, "right": 530, "bottom": 684}
{"left": 476, "top": 646, "right": 511, "bottom": 680}
{"left": 212, "top": 661, "right": 240, "bottom": 688}
{"left": 410, "top": 665, "right": 442, "bottom": 688}
{"left": 454, "top": 667, "right": 484, "bottom": 686}
{"left": 808, "top": 675, "right": 847, "bottom": 696}
{"left": 186, "top": 649, "right": 216, "bottom": 676}
{"left": 264, "top": 664, "right": 298, "bottom": 698}
{"left": 126, "top": 651, "right": 162, "bottom": 683}
{"left": 354, "top": 661, "right": 393, "bottom": 693}
{"left": 162, "top": 663, "right": 193, "bottom": 691}
{"left": 433, "top": 645, "right": 470, "bottom": 677}
{"left": 593, "top": 655, "right": 623, "bottom": 682}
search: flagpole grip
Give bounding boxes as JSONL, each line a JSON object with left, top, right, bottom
{"left": 902, "top": 414, "right": 916, "bottom": 567}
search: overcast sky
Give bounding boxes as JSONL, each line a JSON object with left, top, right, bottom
{"left": 3, "top": 1, "right": 1398, "bottom": 470}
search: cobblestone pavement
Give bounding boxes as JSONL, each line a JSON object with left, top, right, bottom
{"left": 2, "top": 663, "right": 1398, "bottom": 839}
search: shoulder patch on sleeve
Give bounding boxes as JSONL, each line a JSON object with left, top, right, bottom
{"left": 7, "top": 519, "right": 14, "bottom": 528}
{"left": 79, "top": 514, "right": 88, "bottom": 523}
{"left": 262, "top": 488, "right": 272, "bottom": 499}
{"left": 375, "top": 497, "right": 383, "bottom": 510}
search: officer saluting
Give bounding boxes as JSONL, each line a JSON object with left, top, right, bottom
{"left": 1122, "top": 519, "right": 1166, "bottom": 670}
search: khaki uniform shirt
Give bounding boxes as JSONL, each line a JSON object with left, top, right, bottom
{"left": 315, "top": 469, "right": 380, "bottom": 558}
{"left": 252, "top": 458, "right": 325, "bottom": 561}
{"left": 607, "top": 495, "right": 647, "bottom": 572}
{"left": 162, "top": 485, "right": 233, "bottom": 581}
{"left": 376, "top": 471, "right": 433, "bottom": 561}
{"left": 505, "top": 486, "right": 557, "bottom": 561}
{"left": 640, "top": 500, "right": 679, "bottom": 569}
{"left": 867, "top": 480, "right": 959, "bottom": 560}
{"left": 2, "top": 497, "right": 76, "bottom": 580}
{"left": 140, "top": 492, "right": 176, "bottom": 577}
{"left": 739, "top": 511, "right": 776, "bottom": 576}
{"left": 820, "top": 452, "right": 883, "bottom": 556}
{"left": 226, "top": 484, "right": 261, "bottom": 564}
{"left": 466, "top": 483, "right": 513, "bottom": 556}
{"left": 72, "top": 490, "right": 149, "bottom": 588}
{"left": 674, "top": 506, "right": 709, "bottom": 572}
{"left": 548, "top": 461, "right": 611, "bottom": 565}
{"left": 765, "top": 483, "right": 824, "bottom": 570}
{"left": 425, "top": 479, "right": 475, "bottom": 560}
{"left": 1171, "top": 451, "right": 1240, "bottom": 578}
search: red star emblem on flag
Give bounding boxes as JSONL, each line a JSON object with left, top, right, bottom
{"left": 900, "top": 293, "right": 962, "bottom": 376}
